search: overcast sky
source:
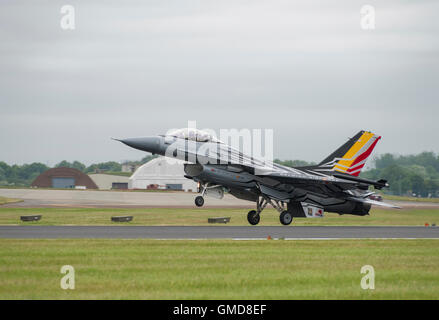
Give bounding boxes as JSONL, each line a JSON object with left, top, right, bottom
{"left": 1, "top": 0, "right": 438, "bottom": 166}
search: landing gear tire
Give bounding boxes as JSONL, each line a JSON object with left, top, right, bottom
{"left": 195, "top": 196, "right": 204, "bottom": 207}
{"left": 247, "top": 210, "right": 260, "bottom": 226}
{"left": 280, "top": 211, "right": 293, "bottom": 226}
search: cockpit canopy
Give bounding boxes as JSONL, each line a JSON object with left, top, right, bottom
{"left": 167, "top": 128, "right": 221, "bottom": 143}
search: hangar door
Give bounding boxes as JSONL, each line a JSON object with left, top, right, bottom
{"left": 52, "top": 177, "right": 75, "bottom": 189}
{"left": 166, "top": 184, "right": 182, "bottom": 190}
{"left": 112, "top": 182, "right": 128, "bottom": 190}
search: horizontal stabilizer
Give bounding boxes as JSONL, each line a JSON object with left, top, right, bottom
{"left": 347, "top": 197, "right": 401, "bottom": 209}
{"left": 333, "top": 173, "right": 389, "bottom": 189}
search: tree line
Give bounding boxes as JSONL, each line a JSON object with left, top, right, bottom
{"left": 276, "top": 152, "right": 439, "bottom": 197}
{"left": 361, "top": 152, "right": 439, "bottom": 197}
{"left": 0, "top": 161, "right": 117, "bottom": 187}
{"left": 0, "top": 155, "right": 159, "bottom": 187}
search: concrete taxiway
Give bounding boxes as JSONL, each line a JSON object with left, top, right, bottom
{"left": 0, "top": 226, "right": 438, "bottom": 239}
{"left": 1, "top": 188, "right": 436, "bottom": 209}
{"left": 0, "top": 188, "right": 252, "bottom": 208}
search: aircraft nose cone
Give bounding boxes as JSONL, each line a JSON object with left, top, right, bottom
{"left": 118, "top": 136, "right": 161, "bottom": 153}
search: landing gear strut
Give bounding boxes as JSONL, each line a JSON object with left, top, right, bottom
{"left": 269, "top": 198, "right": 293, "bottom": 226}
{"left": 194, "top": 183, "right": 222, "bottom": 207}
{"left": 246, "top": 196, "right": 270, "bottom": 225}
{"left": 194, "top": 183, "right": 207, "bottom": 207}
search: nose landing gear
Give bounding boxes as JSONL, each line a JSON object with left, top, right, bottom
{"left": 194, "top": 182, "right": 208, "bottom": 207}
{"left": 195, "top": 196, "right": 204, "bottom": 207}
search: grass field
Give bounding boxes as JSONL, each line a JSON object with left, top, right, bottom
{"left": 0, "top": 239, "right": 437, "bottom": 299}
{"left": 383, "top": 194, "right": 439, "bottom": 203}
{"left": 0, "top": 197, "right": 22, "bottom": 205}
{"left": 0, "top": 207, "right": 438, "bottom": 226}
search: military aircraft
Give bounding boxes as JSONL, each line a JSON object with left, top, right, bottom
{"left": 116, "top": 128, "right": 399, "bottom": 225}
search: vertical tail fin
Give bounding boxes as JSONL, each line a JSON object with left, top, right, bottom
{"left": 317, "top": 131, "right": 381, "bottom": 176}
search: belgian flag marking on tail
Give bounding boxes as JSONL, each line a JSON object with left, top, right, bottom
{"left": 318, "top": 131, "right": 381, "bottom": 177}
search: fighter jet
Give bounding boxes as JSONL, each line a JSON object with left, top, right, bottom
{"left": 116, "top": 128, "right": 399, "bottom": 225}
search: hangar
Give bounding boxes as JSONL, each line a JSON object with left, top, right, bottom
{"left": 88, "top": 173, "right": 130, "bottom": 190}
{"left": 31, "top": 167, "right": 98, "bottom": 189}
{"left": 129, "top": 157, "right": 197, "bottom": 191}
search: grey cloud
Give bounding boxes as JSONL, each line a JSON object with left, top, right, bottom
{"left": 0, "top": 0, "right": 438, "bottom": 165}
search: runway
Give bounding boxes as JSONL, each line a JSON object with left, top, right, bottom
{"left": 0, "top": 226, "right": 438, "bottom": 239}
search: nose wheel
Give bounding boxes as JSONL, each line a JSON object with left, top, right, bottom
{"left": 247, "top": 210, "right": 260, "bottom": 225}
{"left": 195, "top": 183, "right": 207, "bottom": 207}
{"left": 195, "top": 196, "right": 204, "bottom": 207}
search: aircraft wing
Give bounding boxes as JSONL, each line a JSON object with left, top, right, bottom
{"left": 346, "top": 196, "right": 402, "bottom": 209}
{"left": 258, "top": 171, "right": 359, "bottom": 190}
{"left": 179, "top": 139, "right": 389, "bottom": 193}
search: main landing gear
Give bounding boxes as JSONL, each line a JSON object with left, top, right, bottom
{"left": 279, "top": 211, "right": 293, "bottom": 226}
{"left": 194, "top": 182, "right": 294, "bottom": 226}
{"left": 247, "top": 196, "right": 293, "bottom": 226}
{"left": 247, "top": 210, "right": 260, "bottom": 225}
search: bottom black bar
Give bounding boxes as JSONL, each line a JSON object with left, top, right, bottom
{"left": 2, "top": 300, "right": 438, "bottom": 319}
